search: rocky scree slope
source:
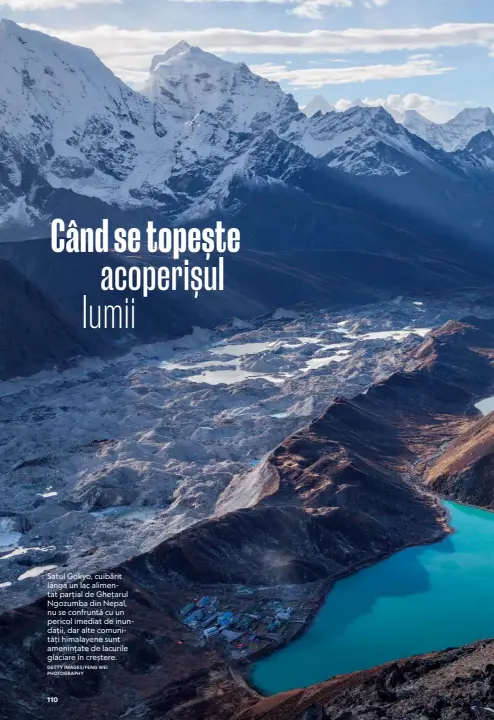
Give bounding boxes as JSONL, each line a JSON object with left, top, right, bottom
{"left": 234, "top": 639, "right": 494, "bottom": 720}
{"left": 426, "top": 412, "right": 494, "bottom": 510}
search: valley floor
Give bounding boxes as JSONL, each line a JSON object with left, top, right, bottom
{"left": 1, "top": 293, "right": 489, "bottom": 611}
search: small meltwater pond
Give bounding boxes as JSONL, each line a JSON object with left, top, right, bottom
{"left": 251, "top": 502, "right": 494, "bottom": 695}
{"left": 159, "top": 327, "right": 433, "bottom": 386}
{"left": 18, "top": 564, "right": 58, "bottom": 581}
{"left": 475, "top": 395, "right": 494, "bottom": 416}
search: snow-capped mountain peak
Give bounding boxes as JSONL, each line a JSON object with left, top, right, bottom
{"left": 401, "top": 110, "right": 434, "bottom": 138}
{"left": 402, "top": 109, "right": 432, "bottom": 125}
{"left": 144, "top": 41, "right": 300, "bottom": 133}
{"left": 302, "top": 95, "right": 335, "bottom": 117}
{"left": 464, "top": 128, "right": 494, "bottom": 150}
{"left": 454, "top": 107, "right": 494, "bottom": 124}
{"left": 0, "top": 24, "right": 304, "bottom": 229}
{"left": 347, "top": 99, "right": 366, "bottom": 109}
{"left": 150, "top": 40, "right": 234, "bottom": 75}
{"left": 446, "top": 108, "right": 494, "bottom": 149}
{"left": 150, "top": 39, "right": 194, "bottom": 69}
{"left": 0, "top": 17, "right": 22, "bottom": 35}
{"left": 454, "top": 129, "right": 494, "bottom": 173}
{"left": 402, "top": 106, "right": 494, "bottom": 152}
{"left": 286, "top": 103, "right": 456, "bottom": 178}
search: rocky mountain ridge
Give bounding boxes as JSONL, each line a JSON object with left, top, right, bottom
{"left": 0, "top": 257, "right": 106, "bottom": 379}
{"left": 235, "top": 640, "right": 494, "bottom": 720}
{"left": 301, "top": 95, "right": 494, "bottom": 152}
{"left": 427, "top": 411, "right": 494, "bottom": 509}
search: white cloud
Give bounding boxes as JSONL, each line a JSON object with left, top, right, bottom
{"left": 250, "top": 58, "right": 453, "bottom": 88}
{"left": 290, "top": 0, "right": 389, "bottom": 20}
{"left": 4, "top": 0, "right": 119, "bottom": 9}
{"left": 171, "top": 0, "right": 349, "bottom": 3}
{"left": 291, "top": 1, "right": 348, "bottom": 19}
{"left": 19, "top": 23, "right": 494, "bottom": 87}
{"left": 22, "top": 24, "right": 494, "bottom": 68}
{"left": 334, "top": 93, "right": 473, "bottom": 122}
{"left": 163, "top": 0, "right": 390, "bottom": 20}
{"left": 309, "top": 59, "right": 348, "bottom": 64}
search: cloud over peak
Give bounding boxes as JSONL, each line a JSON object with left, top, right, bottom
{"left": 250, "top": 57, "right": 453, "bottom": 89}
{"left": 333, "top": 93, "right": 474, "bottom": 122}
{"left": 22, "top": 23, "right": 494, "bottom": 66}
{"left": 4, "top": 0, "right": 119, "bottom": 9}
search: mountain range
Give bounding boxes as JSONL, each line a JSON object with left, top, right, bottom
{"left": 1, "top": 19, "right": 494, "bottom": 237}
{"left": 1, "top": 18, "right": 494, "bottom": 720}
{"left": 1, "top": 18, "right": 494, "bottom": 237}
{"left": 2, "top": 19, "right": 494, "bottom": 377}
{"left": 401, "top": 106, "right": 494, "bottom": 151}
{"left": 301, "top": 94, "right": 494, "bottom": 152}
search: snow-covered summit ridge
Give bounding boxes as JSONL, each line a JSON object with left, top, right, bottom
{"left": 302, "top": 92, "right": 494, "bottom": 153}
{"left": 151, "top": 40, "right": 245, "bottom": 75}
{"left": 0, "top": 22, "right": 308, "bottom": 228}
{"left": 144, "top": 39, "right": 300, "bottom": 133}
{"left": 287, "top": 103, "right": 456, "bottom": 177}
{"left": 150, "top": 39, "right": 196, "bottom": 70}
{"left": 401, "top": 106, "right": 494, "bottom": 151}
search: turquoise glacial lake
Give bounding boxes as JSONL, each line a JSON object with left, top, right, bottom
{"left": 251, "top": 502, "right": 494, "bottom": 694}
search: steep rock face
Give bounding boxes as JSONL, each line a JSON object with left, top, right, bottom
{"left": 459, "top": 130, "right": 494, "bottom": 166}
{"left": 234, "top": 640, "right": 494, "bottom": 720}
{"left": 452, "top": 131, "right": 494, "bottom": 191}
{"left": 427, "top": 413, "right": 494, "bottom": 509}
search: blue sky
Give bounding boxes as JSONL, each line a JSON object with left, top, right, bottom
{"left": 2, "top": 0, "right": 493, "bottom": 120}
